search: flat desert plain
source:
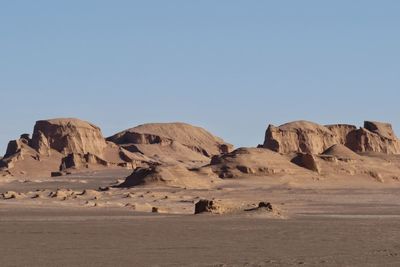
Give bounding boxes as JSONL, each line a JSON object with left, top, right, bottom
{"left": 1, "top": 170, "right": 400, "bottom": 267}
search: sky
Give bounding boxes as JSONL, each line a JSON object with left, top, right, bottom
{"left": 1, "top": 1, "right": 400, "bottom": 154}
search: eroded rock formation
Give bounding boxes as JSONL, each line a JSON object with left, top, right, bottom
{"left": 263, "top": 120, "right": 400, "bottom": 155}
{"left": 107, "top": 122, "right": 233, "bottom": 167}
{"left": 208, "top": 147, "right": 307, "bottom": 178}
{"left": 30, "top": 118, "right": 108, "bottom": 156}
{"left": 0, "top": 118, "right": 141, "bottom": 177}
{"left": 263, "top": 121, "right": 338, "bottom": 154}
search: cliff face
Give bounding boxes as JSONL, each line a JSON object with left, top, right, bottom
{"left": 0, "top": 119, "right": 233, "bottom": 177}
{"left": 346, "top": 127, "right": 400, "bottom": 154}
{"left": 30, "top": 118, "right": 108, "bottom": 156}
{"left": 263, "top": 120, "right": 400, "bottom": 155}
{"left": 0, "top": 118, "right": 130, "bottom": 177}
{"left": 263, "top": 121, "right": 339, "bottom": 154}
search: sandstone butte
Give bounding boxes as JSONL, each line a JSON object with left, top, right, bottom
{"left": 1, "top": 118, "right": 400, "bottom": 189}
{"left": 0, "top": 118, "right": 233, "bottom": 178}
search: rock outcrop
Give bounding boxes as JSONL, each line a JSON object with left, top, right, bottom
{"left": 325, "top": 124, "right": 357, "bottom": 144}
{"left": 117, "top": 163, "right": 214, "bottom": 189}
{"left": 346, "top": 122, "right": 400, "bottom": 154}
{"left": 364, "top": 121, "right": 397, "bottom": 139}
{"left": 208, "top": 147, "right": 307, "bottom": 178}
{"left": 263, "top": 120, "right": 400, "bottom": 155}
{"left": 291, "top": 153, "right": 321, "bottom": 173}
{"left": 59, "top": 153, "right": 109, "bottom": 171}
{"left": 0, "top": 118, "right": 140, "bottom": 177}
{"left": 194, "top": 199, "right": 222, "bottom": 214}
{"left": 30, "top": 118, "right": 107, "bottom": 156}
{"left": 107, "top": 122, "right": 233, "bottom": 167}
{"left": 322, "top": 144, "right": 360, "bottom": 161}
{"left": 263, "top": 121, "right": 339, "bottom": 154}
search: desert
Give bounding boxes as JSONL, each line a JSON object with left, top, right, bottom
{"left": 2, "top": 118, "right": 400, "bottom": 266}
{"left": 2, "top": 2, "right": 400, "bottom": 266}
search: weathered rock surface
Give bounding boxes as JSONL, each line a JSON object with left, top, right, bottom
{"left": 118, "top": 163, "right": 214, "bottom": 189}
{"left": 364, "top": 121, "right": 397, "bottom": 139}
{"left": 208, "top": 147, "right": 307, "bottom": 178}
{"left": 263, "top": 120, "right": 400, "bottom": 155}
{"left": 30, "top": 118, "right": 107, "bottom": 156}
{"left": 322, "top": 144, "right": 360, "bottom": 161}
{"left": 263, "top": 121, "right": 338, "bottom": 154}
{"left": 291, "top": 153, "right": 321, "bottom": 173}
{"left": 0, "top": 118, "right": 143, "bottom": 177}
{"left": 346, "top": 122, "right": 400, "bottom": 154}
{"left": 325, "top": 124, "right": 357, "bottom": 144}
{"left": 107, "top": 122, "right": 233, "bottom": 160}
{"left": 194, "top": 199, "right": 221, "bottom": 214}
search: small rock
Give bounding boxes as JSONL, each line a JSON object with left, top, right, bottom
{"left": 51, "top": 172, "right": 64, "bottom": 177}
{"left": 194, "top": 199, "right": 217, "bottom": 214}
{"left": 98, "top": 186, "right": 110, "bottom": 192}
{"left": 258, "top": 202, "right": 273, "bottom": 210}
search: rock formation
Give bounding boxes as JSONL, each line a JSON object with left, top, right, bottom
{"left": 30, "top": 118, "right": 108, "bottom": 156}
{"left": 325, "top": 124, "right": 357, "bottom": 144}
{"left": 322, "top": 144, "right": 360, "bottom": 161}
{"left": 263, "top": 120, "right": 400, "bottom": 155}
{"left": 263, "top": 121, "right": 339, "bottom": 154}
{"left": 107, "top": 122, "right": 233, "bottom": 167}
{"left": 2, "top": 117, "right": 400, "bottom": 182}
{"left": 117, "top": 163, "right": 214, "bottom": 189}
{"left": 194, "top": 199, "right": 221, "bottom": 214}
{"left": 0, "top": 118, "right": 145, "bottom": 177}
{"left": 346, "top": 122, "right": 400, "bottom": 154}
{"left": 291, "top": 153, "right": 321, "bottom": 173}
{"left": 364, "top": 121, "right": 397, "bottom": 139}
{"left": 208, "top": 147, "right": 307, "bottom": 178}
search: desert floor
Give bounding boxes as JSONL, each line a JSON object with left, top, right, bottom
{"left": 1, "top": 171, "right": 400, "bottom": 267}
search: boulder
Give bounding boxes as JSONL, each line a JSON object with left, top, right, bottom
{"left": 30, "top": 118, "right": 107, "bottom": 156}
{"left": 245, "top": 202, "right": 274, "bottom": 212}
{"left": 194, "top": 199, "right": 220, "bottom": 214}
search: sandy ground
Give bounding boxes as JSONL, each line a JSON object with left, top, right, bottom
{"left": 2, "top": 171, "right": 400, "bottom": 266}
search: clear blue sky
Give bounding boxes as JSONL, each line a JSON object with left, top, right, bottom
{"left": 1, "top": 1, "right": 400, "bottom": 154}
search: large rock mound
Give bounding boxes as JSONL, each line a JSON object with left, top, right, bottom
{"left": 117, "top": 163, "right": 214, "bottom": 189}
{"left": 263, "top": 120, "right": 400, "bottom": 155}
{"left": 322, "top": 144, "right": 360, "bottom": 161}
{"left": 107, "top": 122, "right": 233, "bottom": 166}
{"left": 263, "top": 121, "right": 339, "bottom": 154}
{"left": 346, "top": 122, "right": 400, "bottom": 154}
{"left": 0, "top": 118, "right": 145, "bottom": 177}
{"left": 30, "top": 118, "right": 108, "bottom": 156}
{"left": 208, "top": 147, "right": 308, "bottom": 178}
